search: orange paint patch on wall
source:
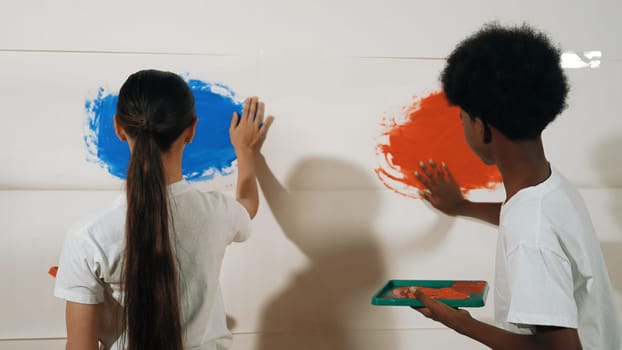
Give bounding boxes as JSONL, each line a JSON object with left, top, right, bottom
{"left": 48, "top": 265, "right": 58, "bottom": 278}
{"left": 375, "top": 91, "right": 501, "bottom": 197}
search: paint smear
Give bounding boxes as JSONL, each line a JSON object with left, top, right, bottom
{"left": 375, "top": 91, "right": 501, "bottom": 198}
{"left": 85, "top": 78, "right": 242, "bottom": 181}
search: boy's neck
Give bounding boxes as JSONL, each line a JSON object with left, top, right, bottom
{"left": 494, "top": 136, "right": 551, "bottom": 201}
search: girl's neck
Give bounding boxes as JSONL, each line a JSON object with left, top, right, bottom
{"left": 161, "top": 147, "right": 184, "bottom": 185}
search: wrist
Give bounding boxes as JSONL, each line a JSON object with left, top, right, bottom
{"left": 453, "top": 198, "right": 471, "bottom": 216}
{"left": 446, "top": 309, "right": 473, "bottom": 335}
{"left": 235, "top": 148, "right": 256, "bottom": 160}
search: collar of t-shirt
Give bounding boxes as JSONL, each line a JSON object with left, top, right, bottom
{"left": 114, "top": 180, "right": 192, "bottom": 206}
{"left": 502, "top": 165, "right": 559, "bottom": 210}
{"left": 168, "top": 179, "right": 191, "bottom": 196}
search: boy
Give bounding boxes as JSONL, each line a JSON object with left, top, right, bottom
{"left": 413, "top": 24, "right": 621, "bottom": 349}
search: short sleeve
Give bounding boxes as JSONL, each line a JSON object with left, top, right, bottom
{"left": 505, "top": 244, "right": 577, "bottom": 328}
{"left": 223, "top": 195, "right": 252, "bottom": 243}
{"left": 54, "top": 229, "right": 105, "bottom": 304}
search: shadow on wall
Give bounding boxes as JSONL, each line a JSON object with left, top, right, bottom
{"left": 254, "top": 156, "right": 394, "bottom": 350}
{"left": 592, "top": 134, "right": 622, "bottom": 188}
{"left": 601, "top": 242, "right": 622, "bottom": 293}
{"left": 592, "top": 134, "right": 622, "bottom": 294}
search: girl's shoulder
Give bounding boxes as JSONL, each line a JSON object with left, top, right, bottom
{"left": 64, "top": 198, "right": 126, "bottom": 251}
{"left": 176, "top": 186, "right": 238, "bottom": 211}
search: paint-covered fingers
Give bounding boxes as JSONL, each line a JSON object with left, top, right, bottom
{"left": 232, "top": 97, "right": 253, "bottom": 132}
{"left": 255, "top": 101, "right": 265, "bottom": 126}
{"left": 254, "top": 115, "right": 274, "bottom": 151}
{"left": 236, "top": 97, "right": 261, "bottom": 128}
{"left": 418, "top": 159, "right": 459, "bottom": 188}
{"left": 242, "top": 97, "right": 252, "bottom": 120}
{"left": 230, "top": 112, "right": 240, "bottom": 132}
{"left": 419, "top": 160, "right": 436, "bottom": 180}
{"left": 413, "top": 289, "right": 472, "bottom": 330}
{"left": 410, "top": 289, "right": 440, "bottom": 321}
{"left": 415, "top": 160, "right": 442, "bottom": 190}
{"left": 260, "top": 115, "right": 274, "bottom": 134}
{"left": 415, "top": 161, "right": 466, "bottom": 216}
{"left": 420, "top": 189, "right": 437, "bottom": 202}
{"left": 414, "top": 170, "right": 432, "bottom": 189}
{"left": 428, "top": 159, "right": 446, "bottom": 179}
{"left": 441, "top": 162, "right": 455, "bottom": 181}
{"left": 414, "top": 288, "right": 436, "bottom": 309}
{"left": 246, "top": 96, "right": 258, "bottom": 121}
{"left": 415, "top": 289, "right": 448, "bottom": 319}
{"left": 422, "top": 159, "right": 449, "bottom": 181}
{"left": 230, "top": 97, "right": 274, "bottom": 154}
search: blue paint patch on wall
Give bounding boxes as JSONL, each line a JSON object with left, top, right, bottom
{"left": 85, "top": 78, "right": 242, "bottom": 181}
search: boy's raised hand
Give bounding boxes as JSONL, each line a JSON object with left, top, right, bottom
{"left": 415, "top": 159, "right": 467, "bottom": 216}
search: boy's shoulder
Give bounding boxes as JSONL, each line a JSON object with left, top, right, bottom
{"left": 502, "top": 168, "right": 580, "bottom": 216}
{"left": 500, "top": 167, "right": 597, "bottom": 261}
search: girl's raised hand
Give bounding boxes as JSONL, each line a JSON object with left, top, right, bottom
{"left": 229, "top": 96, "right": 274, "bottom": 156}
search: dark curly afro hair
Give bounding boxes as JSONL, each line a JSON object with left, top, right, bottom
{"left": 441, "top": 23, "right": 569, "bottom": 140}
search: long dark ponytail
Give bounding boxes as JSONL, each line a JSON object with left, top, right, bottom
{"left": 116, "top": 70, "right": 196, "bottom": 350}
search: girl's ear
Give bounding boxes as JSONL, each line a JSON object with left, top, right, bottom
{"left": 113, "top": 115, "right": 127, "bottom": 141}
{"left": 184, "top": 117, "right": 198, "bottom": 144}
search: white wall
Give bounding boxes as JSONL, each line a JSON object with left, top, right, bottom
{"left": 1, "top": 1, "right": 621, "bottom": 349}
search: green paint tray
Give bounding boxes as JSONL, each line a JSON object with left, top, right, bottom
{"left": 371, "top": 280, "right": 489, "bottom": 308}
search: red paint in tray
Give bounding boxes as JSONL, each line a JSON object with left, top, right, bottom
{"left": 390, "top": 281, "right": 486, "bottom": 300}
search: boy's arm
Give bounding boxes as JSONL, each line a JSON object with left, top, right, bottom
{"left": 229, "top": 97, "right": 274, "bottom": 219}
{"left": 416, "top": 159, "right": 501, "bottom": 226}
{"left": 414, "top": 289, "right": 582, "bottom": 350}
{"left": 452, "top": 201, "right": 502, "bottom": 226}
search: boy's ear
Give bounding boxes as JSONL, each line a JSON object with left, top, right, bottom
{"left": 475, "top": 117, "right": 492, "bottom": 144}
{"left": 113, "top": 115, "right": 127, "bottom": 141}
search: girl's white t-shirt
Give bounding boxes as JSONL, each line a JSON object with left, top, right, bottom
{"left": 495, "top": 167, "right": 621, "bottom": 349}
{"left": 54, "top": 180, "right": 251, "bottom": 350}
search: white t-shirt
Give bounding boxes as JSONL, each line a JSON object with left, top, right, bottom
{"left": 54, "top": 180, "right": 251, "bottom": 350}
{"left": 495, "top": 167, "right": 621, "bottom": 349}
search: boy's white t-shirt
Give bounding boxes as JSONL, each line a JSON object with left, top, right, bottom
{"left": 495, "top": 167, "right": 621, "bottom": 349}
{"left": 54, "top": 180, "right": 251, "bottom": 350}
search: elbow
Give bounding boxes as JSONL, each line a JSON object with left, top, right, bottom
{"left": 248, "top": 206, "right": 258, "bottom": 220}
{"left": 238, "top": 197, "right": 259, "bottom": 220}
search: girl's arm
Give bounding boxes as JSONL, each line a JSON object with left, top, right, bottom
{"left": 65, "top": 301, "right": 102, "bottom": 350}
{"left": 229, "top": 96, "right": 274, "bottom": 219}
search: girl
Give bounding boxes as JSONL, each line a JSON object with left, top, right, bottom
{"left": 54, "top": 69, "right": 273, "bottom": 350}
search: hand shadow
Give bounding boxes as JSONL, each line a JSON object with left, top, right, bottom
{"left": 254, "top": 156, "right": 392, "bottom": 350}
